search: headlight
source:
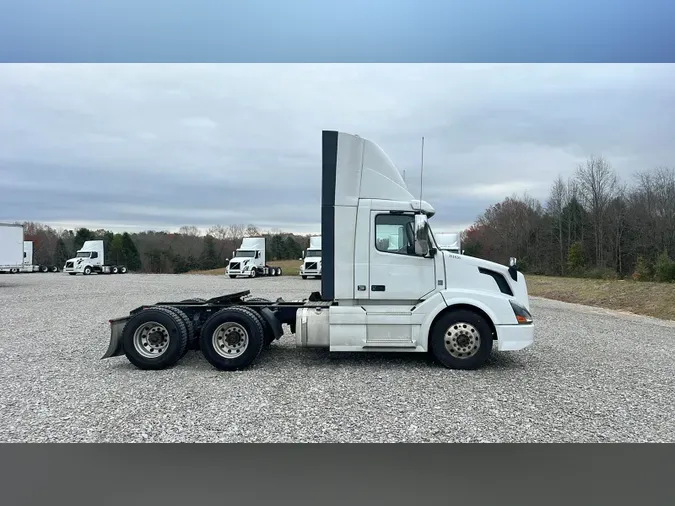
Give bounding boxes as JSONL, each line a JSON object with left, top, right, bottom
{"left": 510, "top": 300, "right": 533, "bottom": 324}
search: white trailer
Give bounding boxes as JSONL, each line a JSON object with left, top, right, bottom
{"left": 0, "top": 223, "right": 24, "bottom": 274}
{"left": 17, "top": 241, "right": 61, "bottom": 273}
{"left": 104, "top": 130, "right": 534, "bottom": 372}
{"left": 300, "top": 236, "right": 322, "bottom": 279}
{"left": 435, "top": 232, "right": 462, "bottom": 254}
{"left": 226, "top": 237, "right": 282, "bottom": 278}
{"left": 63, "top": 240, "right": 128, "bottom": 275}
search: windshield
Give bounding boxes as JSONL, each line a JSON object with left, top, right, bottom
{"left": 234, "top": 250, "right": 255, "bottom": 258}
{"left": 76, "top": 252, "right": 91, "bottom": 258}
{"left": 306, "top": 249, "right": 322, "bottom": 258}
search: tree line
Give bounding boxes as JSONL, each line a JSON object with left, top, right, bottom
{"left": 18, "top": 222, "right": 312, "bottom": 274}
{"left": 461, "top": 158, "right": 675, "bottom": 282}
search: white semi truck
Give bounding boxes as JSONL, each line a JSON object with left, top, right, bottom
{"left": 63, "top": 240, "right": 128, "bottom": 275}
{"left": 0, "top": 223, "right": 24, "bottom": 274}
{"left": 18, "top": 241, "right": 61, "bottom": 273}
{"left": 300, "top": 236, "right": 322, "bottom": 279}
{"left": 435, "top": 232, "right": 462, "bottom": 254}
{"left": 103, "top": 130, "right": 534, "bottom": 372}
{"left": 226, "top": 237, "right": 282, "bottom": 278}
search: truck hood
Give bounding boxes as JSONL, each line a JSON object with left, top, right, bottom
{"left": 229, "top": 259, "right": 250, "bottom": 266}
{"left": 447, "top": 252, "right": 530, "bottom": 311}
{"left": 67, "top": 257, "right": 85, "bottom": 264}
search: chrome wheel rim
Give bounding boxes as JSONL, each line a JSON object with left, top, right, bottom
{"left": 212, "top": 322, "right": 249, "bottom": 358}
{"left": 133, "top": 321, "right": 170, "bottom": 358}
{"left": 444, "top": 322, "right": 481, "bottom": 359}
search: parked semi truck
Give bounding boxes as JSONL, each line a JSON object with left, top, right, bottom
{"left": 300, "top": 236, "right": 322, "bottom": 279}
{"left": 18, "top": 241, "right": 61, "bottom": 273}
{"left": 226, "top": 237, "right": 282, "bottom": 278}
{"left": 0, "top": 223, "right": 24, "bottom": 274}
{"left": 63, "top": 240, "right": 128, "bottom": 275}
{"left": 435, "top": 232, "right": 462, "bottom": 254}
{"left": 103, "top": 130, "right": 534, "bottom": 372}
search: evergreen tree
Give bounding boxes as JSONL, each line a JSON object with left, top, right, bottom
{"left": 121, "top": 233, "right": 141, "bottom": 270}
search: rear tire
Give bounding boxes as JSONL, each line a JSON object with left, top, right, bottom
{"left": 40, "top": 266, "right": 48, "bottom": 273}
{"left": 199, "top": 306, "right": 265, "bottom": 371}
{"left": 276, "top": 267, "right": 282, "bottom": 276}
{"left": 112, "top": 266, "right": 119, "bottom": 274}
{"left": 162, "top": 306, "right": 195, "bottom": 357}
{"left": 244, "top": 297, "right": 275, "bottom": 346}
{"left": 120, "top": 266, "right": 128, "bottom": 274}
{"left": 51, "top": 266, "right": 58, "bottom": 272}
{"left": 429, "top": 309, "right": 494, "bottom": 370}
{"left": 122, "top": 307, "right": 189, "bottom": 370}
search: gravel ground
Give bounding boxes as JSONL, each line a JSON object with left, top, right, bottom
{"left": 0, "top": 273, "right": 673, "bottom": 442}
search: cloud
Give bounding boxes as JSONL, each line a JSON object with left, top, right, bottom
{"left": 1, "top": 63, "right": 674, "bottom": 233}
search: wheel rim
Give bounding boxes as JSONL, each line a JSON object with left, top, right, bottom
{"left": 133, "top": 321, "right": 171, "bottom": 358}
{"left": 444, "top": 322, "right": 481, "bottom": 359}
{"left": 212, "top": 322, "right": 249, "bottom": 358}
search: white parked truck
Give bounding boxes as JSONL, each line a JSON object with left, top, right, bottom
{"left": 104, "top": 130, "right": 534, "bottom": 372}
{"left": 17, "top": 241, "right": 61, "bottom": 273}
{"left": 63, "top": 240, "right": 128, "bottom": 275}
{"left": 0, "top": 223, "right": 24, "bottom": 274}
{"left": 435, "top": 232, "right": 462, "bottom": 254}
{"left": 226, "top": 237, "right": 282, "bottom": 278}
{"left": 300, "top": 236, "right": 322, "bottom": 279}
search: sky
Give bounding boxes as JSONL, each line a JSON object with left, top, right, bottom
{"left": 1, "top": 63, "right": 674, "bottom": 235}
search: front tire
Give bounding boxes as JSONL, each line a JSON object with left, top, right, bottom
{"left": 83, "top": 266, "right": 92, "bottom": 275}
{"left": 199, "top": 306, "right": 265, "bottom": 371}
{"left": 229, "top": 275, "right": 236, "bottom": 279}
{"left": 429, "top": 310, "right": 494, "bottom": 370}
{"left": 250, "top": 269, "right": 257, "bottom": 278}
{"left": 301, "top": 275, "right": 307, "bottom": 280}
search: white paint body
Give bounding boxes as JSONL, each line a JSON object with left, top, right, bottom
{"left": 300, "top": 236, "right": 322, "bottom": 278}
{"left": 435, "top": 232, "right": 462, "bottom": 254}
{"left": 0, "top": 223, "right": 24, "bottom": 271}
{"left": 63, "top": 240, "right": 109, "bottom": 274}
{"left": 227, "top": 237, "right": 267, "bottom": 277}
{"left": 296, "top": 131, "right": 534, "bottom": 355}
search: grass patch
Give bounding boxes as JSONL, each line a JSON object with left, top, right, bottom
{"left": 188, "top": 259, "right": 303, "bottom": 277}
{"left": 526, "top": 274, "right": 675, "bottom": 321}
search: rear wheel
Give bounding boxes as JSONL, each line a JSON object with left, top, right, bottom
{"left": 112, "top": 266, "right": 119, "bottom": 274}
{"left": 120, "top": 266, "right": 128, "bottom": 274}
{"left": 199, "top": 306, "right": 265, "bottom": 371}
{"left": 40, "top": 266, "right": 49, "bottom": 273}
{"left": 429, "top": 309, "right": 494, "bottom": 370}
{"left": 51, "top": 266, "right": 58, "bottom": 272}
{"left": 122, "top": 307, "right": 189, "bottom": 370}
{"left": 276, "top": 267, "right": 282, "bottom": 276}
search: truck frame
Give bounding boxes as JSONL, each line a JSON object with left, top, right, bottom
{"left": 103, "top": 130, "right": 534, "bottom": 372}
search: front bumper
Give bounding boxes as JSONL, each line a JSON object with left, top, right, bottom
{"left": 494, "top": 323, "right": 534, "bottom": 351}
{"left": 227, "top": 269, "right": 255, "bottom": 277}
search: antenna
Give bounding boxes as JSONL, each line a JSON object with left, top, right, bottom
{"left": 418, "top": 136, "right": 425, "bottom": 212}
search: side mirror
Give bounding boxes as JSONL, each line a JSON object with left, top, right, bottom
{"left": 413, "top": 214, "right": 430, "bottom": 256}
{"left": 509, "top": 257, "right": 517, "bottom": 267}
{"left": 302, "top": 251, "right": 305, "bottom": 258}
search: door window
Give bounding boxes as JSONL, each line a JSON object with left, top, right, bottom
{"left": 374, "top": 214, "right": 417, "bottom": 256}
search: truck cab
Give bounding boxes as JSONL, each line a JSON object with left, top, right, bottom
{"left": 105, "top": 130, "right": 534, "bottom": 372}
{"left": 300, "top": 236, "right": 322, "bottom": 279}
{"left": 63, "top": 240, "right": 104, "bottom": 275}
{"left": 227, "top": 237, "right": 281, "bottom": 278}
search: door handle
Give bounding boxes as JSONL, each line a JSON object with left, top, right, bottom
{"left": 371, "top": 285, "right": 386, "bottom": 292}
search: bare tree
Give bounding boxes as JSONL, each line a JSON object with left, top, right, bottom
{"left": 547, "top": 176, "right": 568, "bottom": 274}
{"left": 245, "top": 224, "right": 260, "bottom": 237}
{"left": 575, "top": 156, "right": 618, "bottom": 267}
{"left": 178, "top": 225, "right": 200, "bottom": 237}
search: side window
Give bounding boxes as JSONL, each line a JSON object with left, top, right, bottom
{"left": 375, "top": 214, "right": 416, "bottom": 256}
{"left": 91, "top": 252, "right": 98, "bottom": 259}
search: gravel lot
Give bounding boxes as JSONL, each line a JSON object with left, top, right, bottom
{"left": 1, "top": 273, "right": 673, "bottom": 442}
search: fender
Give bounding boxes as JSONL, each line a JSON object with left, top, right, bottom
{"left": 418, "top": 289, "right": 516, "bottom": 349}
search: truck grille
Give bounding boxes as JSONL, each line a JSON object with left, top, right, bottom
{"left": 66, "top": 261, "right": 74, "bottom": 268}
{"left": 230, "top": 262, "right": 240, "bottom": 270}
{"left": 305, "top": 262, "right": 317, "bottom": 270}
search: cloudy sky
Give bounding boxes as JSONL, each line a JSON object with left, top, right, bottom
{"left": 1, "top": 64, "right": 674, "bottom": 234}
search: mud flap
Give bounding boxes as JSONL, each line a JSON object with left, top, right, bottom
{"left": 101, "top": 316, "right": 130, "bottom": 359}
{"left": 260, "top": 308, "right": 283, "bottom": 341}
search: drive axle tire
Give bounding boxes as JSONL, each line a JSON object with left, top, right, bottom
{"left": 276, "top": 267, "right": 282, "bottom": 276}
{"left": 199, "top": 306, "right": 264, "bottom": 371}
{"left": 122, "top": 307, "right": 189, "bottom": 370}
{"left": 429, "top": 309, "right": 494, "bottom": 370}
{"left": 120, "top": 266, "right": 128, "bottom": 274}
{"left": 243, "top": 297, "right": 275, "bottom": 346}
{"left": 162, "top": 306, "right": 195, "bottom": 358}
{"left": 112, "top": 266, "right": 119, "bottom": 274}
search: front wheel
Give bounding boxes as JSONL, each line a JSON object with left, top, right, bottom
{"left": 250, "top": 269, "right": 257, "bottom": 278}
{"left": 83, "top": 266, "right": 92, "bottom": 275}
{"left": 429, "top": 310, "right": 494, "bottom": 370}
{"left": 301, "top": 275, "right": 307, "bottom": 280}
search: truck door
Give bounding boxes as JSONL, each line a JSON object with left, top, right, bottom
{"left": 369, "top": 212, "right": 436, "bottom": 300}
